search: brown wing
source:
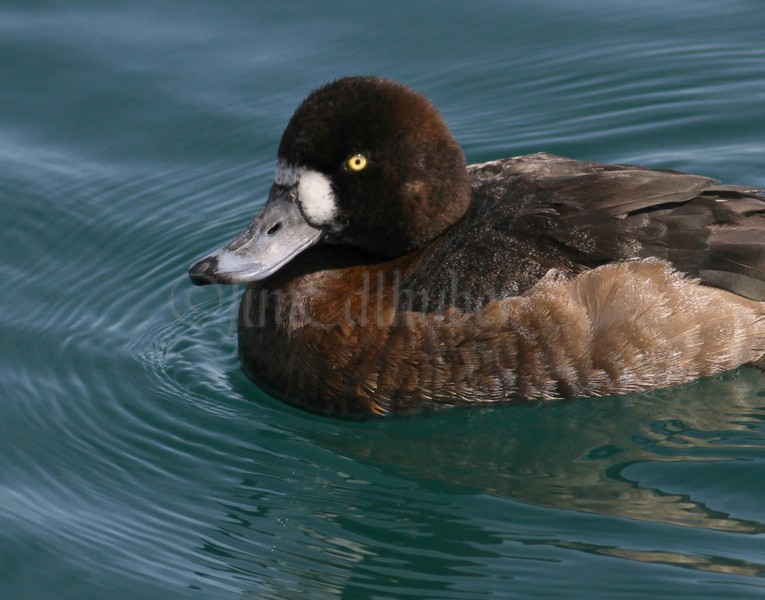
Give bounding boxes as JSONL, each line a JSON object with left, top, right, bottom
{"left": 400, "top": 152, "right": 765, "bottom": 310}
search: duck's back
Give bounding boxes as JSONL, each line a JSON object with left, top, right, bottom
{"left": 400, "top": 153, "right": 765, "bottom": 312}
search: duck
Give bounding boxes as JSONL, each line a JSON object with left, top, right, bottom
{"left": 189, "top": 76, "right": 765, "bottom": 417}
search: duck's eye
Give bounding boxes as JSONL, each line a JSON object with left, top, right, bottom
{"left": 345, "top": 154, "right": 368, "bottom": 172}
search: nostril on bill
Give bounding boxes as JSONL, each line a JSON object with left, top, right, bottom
{"left": 266, "top": 222, "right": 282, "bottom": 236}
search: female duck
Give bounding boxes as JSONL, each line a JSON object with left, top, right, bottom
{"left": 189, "top": 76, "right": 765, "bottom": 416}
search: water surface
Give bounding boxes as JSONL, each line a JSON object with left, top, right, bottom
{"left": 2, "top": 1, "right": 765, "bottom": 598}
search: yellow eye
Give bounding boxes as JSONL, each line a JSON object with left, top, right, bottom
{"left": 345, "top": 154, "right": 368, "bottom": 172}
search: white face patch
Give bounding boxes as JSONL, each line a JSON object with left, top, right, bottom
{"left": 297, "top": 169, "right": 338, "bottom": 226}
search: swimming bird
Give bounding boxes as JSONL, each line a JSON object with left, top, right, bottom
{"left": 189, "top": 76, "right": 765, "bottom": 416}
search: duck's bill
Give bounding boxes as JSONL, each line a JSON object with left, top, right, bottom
{"left": 188, "top": 188, "right": 323, "bottom": 285}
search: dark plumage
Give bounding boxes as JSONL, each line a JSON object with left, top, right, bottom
{"left": 189, "top": 76, "right": 765, "bottom": 417}
{"left": 403, "top": 153, "right": 765, "bottom": 311}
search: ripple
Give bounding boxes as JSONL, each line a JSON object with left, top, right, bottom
{"left": 3, "top": 1, "right": 765, "bottom": 597}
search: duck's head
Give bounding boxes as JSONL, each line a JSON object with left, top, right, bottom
{"left": 189, "top": 76, "right": 470, "bottom": 285}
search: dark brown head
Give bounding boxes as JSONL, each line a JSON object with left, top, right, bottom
{"left": 189, "top": 76, "right": 470, "bottom": 285}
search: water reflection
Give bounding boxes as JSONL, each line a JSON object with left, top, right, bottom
{"left": 195, "top": 368, "right": 765, "bottom": 595}
{"left": 555, "top": 541, "right": 765, "bottom": 578}
{"left": 146, "top": 277, "right": 765, "bottom": 595}
{"left": 303, "top": 368, "right": 765, "bottom": 534}
{"left": 199, "top": 466, "right": 508, "bottom": 597}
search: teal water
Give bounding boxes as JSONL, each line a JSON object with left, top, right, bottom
{"left": 2, "top": 1, "right": 765, "bottom": 597}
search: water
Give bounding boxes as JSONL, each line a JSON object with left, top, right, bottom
{"left": 2, "top": 1, "right": 765, "bottom": 597}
